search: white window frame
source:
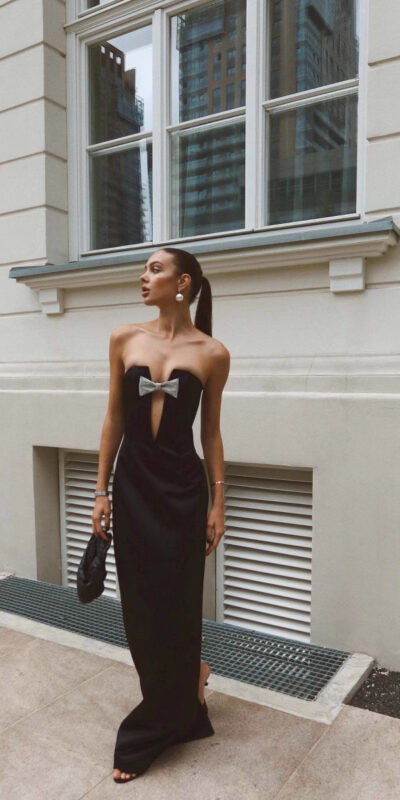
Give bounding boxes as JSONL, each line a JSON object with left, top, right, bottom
{"left": 65, "top": 0, "right": 368, "bottom": 262}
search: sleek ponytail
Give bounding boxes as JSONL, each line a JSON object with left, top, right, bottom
{"left": 161, "top": 247, "right": 212, "bottom": 337}
{"left": 194, "top": 274, "right": 212, "bottom": 337}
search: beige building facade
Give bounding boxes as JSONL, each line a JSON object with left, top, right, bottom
{"left": 2, "top": 0, "right": 400, "bottom": 667}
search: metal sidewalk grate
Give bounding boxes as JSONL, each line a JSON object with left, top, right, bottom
{"left": 0, "top": 576, "right": 350, "bottom": 701}
{"left": 201, "top": 619, "right": 350, "bottom": 700}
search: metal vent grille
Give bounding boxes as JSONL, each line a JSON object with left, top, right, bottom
{"left": 0, "top": 576, "right": 349, "bottom": 701}
{"left": 217, "top": 464, "right": 313, "bottom": 643}
{"left": 60, "top": 451, "right": 118, "bottom": 598}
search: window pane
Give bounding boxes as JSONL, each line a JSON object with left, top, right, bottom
{"left": 88, "top": 27, "right": 152, "bottom": 145}
{"left": 87, "top": 1, "right": 116, "bottom": 7}
{"left": 170, "top": 0, "right": 246, "bottom": 124}
{"left": 269, "top": 0, "right": 359, "bottom": 99}
{"left": 90, "top": 143, "right": 152, "bottom": 249}
{"left": 170, "top": 121, "right": 245, "bottom": 237}
{"left": 267, "top": 93, "right": 357, "bottom": 224}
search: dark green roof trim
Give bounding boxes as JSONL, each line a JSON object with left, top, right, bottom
{"left": 9, "top": 216, "right": 400, "bottom": 280}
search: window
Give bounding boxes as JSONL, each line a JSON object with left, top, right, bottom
{"left": 212, "top": 87, "right": 221, "bottom": 114}
{"left": 75, "top": 0, "right": 360, "bottom": 254}
{"left": 86, "top": 0, "right": 120, "bottom": 6}
{"left": 227, "top": 48, "right": 236, "bottom": 76}
{"left": 240, "top": 78, "right": 246, "bottom": 107}
{"left": 169, "top": 0, "right": 246, "bottom": 238}
{"left": 213, "top": 51, "right": 221, "bottom": 80}
{"left": 266, "top": 0, "right": 360, "bottom": 225}
{"left": 227, "top": 13, "right": 237, "bottom": 39}
{"left": 87, "top": 28, "right": 153, "bottom": 249}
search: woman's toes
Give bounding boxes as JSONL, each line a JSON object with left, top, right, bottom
{"left": 113, "top": 767, "right": 136, "bottom": 781}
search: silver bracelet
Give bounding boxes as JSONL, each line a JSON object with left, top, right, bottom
{"left": 211, "top": 480, "right": 225, "bottom": 486}
{"left": 94, "top": 491, "right": 109, "bottom": 498}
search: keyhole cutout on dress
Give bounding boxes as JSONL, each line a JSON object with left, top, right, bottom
{"left": 149, "top": 389, "right": 166, "bottom": 443}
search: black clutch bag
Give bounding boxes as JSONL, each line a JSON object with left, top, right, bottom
{"left": 77, "top": 529, "right": 113, "bottom": 604}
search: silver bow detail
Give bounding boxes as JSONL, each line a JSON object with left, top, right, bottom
{"left": 138, "top": 374, "right": 179, "bottom": 398}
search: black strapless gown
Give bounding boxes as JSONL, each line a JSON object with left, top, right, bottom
{"left": 111, "top": 364, "right": 214, "bottom": 775}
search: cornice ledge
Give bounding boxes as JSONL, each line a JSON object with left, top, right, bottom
{"left": 8, "top": 217, "right": 400, "bottom": 312}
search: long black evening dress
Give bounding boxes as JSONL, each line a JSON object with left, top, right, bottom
{"left": 111, "top": 364, "right": 214, "bottom": 775}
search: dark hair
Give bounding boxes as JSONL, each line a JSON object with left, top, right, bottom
{"left": 160, "top": 247, "right": 212, "bottom": 337}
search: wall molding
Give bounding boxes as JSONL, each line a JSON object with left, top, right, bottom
{"left": 8, "top": 217, "right": 400, "bottom": 314}
{"left": 3, "top": 354, "right": 400, "bottom": 394}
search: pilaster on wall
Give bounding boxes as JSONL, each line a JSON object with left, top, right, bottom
{"left": 366, "top": 0, "right": 400, "bottom": 226}
{"left": 0, "top": 0, "right": 68, "bottom": 270}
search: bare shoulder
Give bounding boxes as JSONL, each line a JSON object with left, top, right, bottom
{"left": 203, "top": 336, "right": 230, "bottom": 387}
{"left": 109, "top": 323, "right": 143, "bottom": 351}
{"left": 109, "top": 322, "right": 142, "bottom": 341}
{"left": 206, "top": 335, "right": 230, "bottom": 364}
{"left": 108, "top": 324, "right": 142, "bottom": 372}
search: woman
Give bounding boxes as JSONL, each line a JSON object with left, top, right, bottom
{"left": 91, "top": 247, "right": 230, "bottom": 782}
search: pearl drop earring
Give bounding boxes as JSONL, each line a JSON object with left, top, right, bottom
{"left": 176, "top": 292, "right": 184, "bottom": 302}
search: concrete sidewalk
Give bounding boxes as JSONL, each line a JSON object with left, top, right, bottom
{"left": 0, "top": 619, "right": 399, "bottom": 800}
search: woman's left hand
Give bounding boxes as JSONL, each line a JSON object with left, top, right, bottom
{"left": 205, "top": 505, "right": 225, "bottom": 555}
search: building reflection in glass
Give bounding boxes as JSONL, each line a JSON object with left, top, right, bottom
{"left": 88, "top": 27, "right": 152, "bottom": 248}
{"left": 170, "top": 0, "right": 246, "bottom": 238}
{"left": 268, "top": 0, "right": 359, "bottom": 224}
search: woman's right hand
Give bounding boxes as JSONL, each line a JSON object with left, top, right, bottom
{"left": 92, "top": 496, "right": 111, "bottom": 541}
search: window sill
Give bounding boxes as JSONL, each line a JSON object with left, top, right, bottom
{"left": 8, "top": 216, "right": 400, "bottom": 315}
